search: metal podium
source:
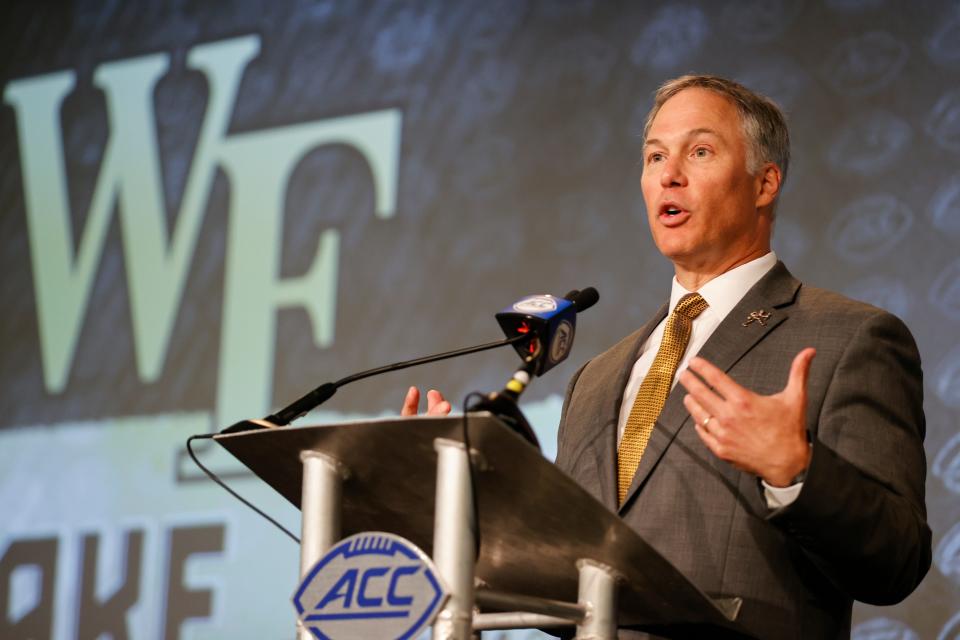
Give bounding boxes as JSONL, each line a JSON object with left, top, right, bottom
{"left": 214, "top": 414, "right": 745, "bottom": 639}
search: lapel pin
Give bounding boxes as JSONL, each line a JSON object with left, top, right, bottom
{"left": 742, "top": 309, "right": 771, "bottom": 327}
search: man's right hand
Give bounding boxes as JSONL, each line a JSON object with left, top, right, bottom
{"left": 400, "top": 386, "right": 452, "bottom": 416}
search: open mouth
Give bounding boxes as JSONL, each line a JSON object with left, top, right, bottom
{"left": 658, "top": 202, "right": 690, "bottom": 226}
{"left": 659, "top": 202, "right": 688, "bottom": 216}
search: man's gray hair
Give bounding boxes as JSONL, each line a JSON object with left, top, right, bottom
{"left": 643, "top": 75, "right": 791, "bottom": 186}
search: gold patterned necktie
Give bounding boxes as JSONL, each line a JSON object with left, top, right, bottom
{"left": 617, "top": 293, "right": 709, "bottom": 504}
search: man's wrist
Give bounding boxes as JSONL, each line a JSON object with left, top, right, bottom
{"left": 762, "top": 438, "right": 812, "bottom": 487}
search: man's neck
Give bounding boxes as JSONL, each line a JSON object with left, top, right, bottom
{"left": 674, "top": 247, "right": 771, "bottom": 291}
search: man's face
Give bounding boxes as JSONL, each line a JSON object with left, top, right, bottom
{"left": 641, "top": 88, "right": 773, "bottom": 273}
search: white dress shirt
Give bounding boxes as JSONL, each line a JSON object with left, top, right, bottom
{"left": 616, "top": 252, "right": 802, "bottom": 508}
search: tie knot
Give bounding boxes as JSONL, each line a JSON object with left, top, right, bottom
{"left": 674, "top": 293, "right": 708, "bottom": 319}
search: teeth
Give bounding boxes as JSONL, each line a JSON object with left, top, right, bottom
{"left": 666, "top": 207, "right": 680, "bottom": 214}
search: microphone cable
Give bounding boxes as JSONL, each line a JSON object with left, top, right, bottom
{"left": 461, "top": 391, "right": 486, "bottom": 561}
{"left": 186, "top": 433, "right": 300, "bottom": 544}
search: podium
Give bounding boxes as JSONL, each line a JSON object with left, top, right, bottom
{"left": 215, "top": 414, "right": 745, "bottom": 639}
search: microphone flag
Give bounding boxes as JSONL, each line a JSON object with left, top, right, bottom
{"left": 495, "top": 294, "right": 576, "bottom": 376}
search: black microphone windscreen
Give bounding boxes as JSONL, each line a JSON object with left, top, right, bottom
{"left": 573, "top": 287, "right": 599, "bottom": 312}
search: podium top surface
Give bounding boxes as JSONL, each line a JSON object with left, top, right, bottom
{"left": 215, "top": 414, "right": 743, "bottom": 633}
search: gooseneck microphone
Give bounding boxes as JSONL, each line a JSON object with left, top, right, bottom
{"left": 220, "top": 333, "right": 530, "bottom": 434}
{"left": 219, "top": 286, "right": 599, "bottom": 438}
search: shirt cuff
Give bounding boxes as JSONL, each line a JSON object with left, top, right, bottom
{"left": 762, "top": 480, "right": 804, "bottom": 509}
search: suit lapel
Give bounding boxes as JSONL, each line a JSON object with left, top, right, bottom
{"left": 618, "top": 262, "right": 802, "bottom": 511}
{"left": 591, "top": 302, "right": 668, "bottom": 510}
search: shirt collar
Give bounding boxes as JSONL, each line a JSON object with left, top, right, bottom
{"left": 669, "top": 252, "right": 778, "bottom": 320}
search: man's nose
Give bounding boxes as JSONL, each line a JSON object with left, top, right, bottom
{"left": 660, "top": 157, "right": 687, "bottom": 188}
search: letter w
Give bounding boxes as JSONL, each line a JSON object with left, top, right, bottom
{"left": 3, "top": 36, "right": 260, "bottom": 392}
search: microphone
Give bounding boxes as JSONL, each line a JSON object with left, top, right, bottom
{"left": 220, "top": 287, "right": 598, "bottom": 435}
{"left": 495, "top": 287, "right": 599, "bottom": 376}
{"left": 220, "top": 333, "right": 529, "bottom": 434}
{"left": 569, "top": 286, "right": 600, "bottom": 313}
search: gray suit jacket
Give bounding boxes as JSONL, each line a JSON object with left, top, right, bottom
{"left": 555, "top": 262, "right": 931, "bottom": 639}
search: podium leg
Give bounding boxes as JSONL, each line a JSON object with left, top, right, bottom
{"left": 297, "top": 451, "right": 344, "bottom": 640}
{"left": 432, "top": 439, "right": 477, "bottom": 640}
{"left": 576, "top": 560, "right": 618, "bottom": 640}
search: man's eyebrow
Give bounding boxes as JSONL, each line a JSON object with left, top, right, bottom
{"left": 643, "top": 128, "right": 723, "bottom": 148}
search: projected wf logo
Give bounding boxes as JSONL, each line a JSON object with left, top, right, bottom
{"left": 2, "top": 34, "right": 402, "bottom": 425}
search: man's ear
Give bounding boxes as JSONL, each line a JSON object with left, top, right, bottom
{"left": 755, "top": 163, "right": 782, "bottom": 209}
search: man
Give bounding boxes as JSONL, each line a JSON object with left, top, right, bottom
{"left": 405, "top": 75, "right": 931, "bottom": 639}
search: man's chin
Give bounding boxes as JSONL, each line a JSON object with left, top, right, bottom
{"left": 653, "top": 241, "right": 698, "bottom": 264}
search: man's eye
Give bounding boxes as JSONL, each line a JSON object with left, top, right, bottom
{"left": 648, "top": 152, "right": 664, "bottom": 163}
{"left": 694, "top": 147, "right": 710, "bottom": 158}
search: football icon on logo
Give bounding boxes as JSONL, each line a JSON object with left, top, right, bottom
{"left": 293, "top": 532, "right": 448, "bottom": 640}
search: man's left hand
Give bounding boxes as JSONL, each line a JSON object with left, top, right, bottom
{"left": 678, "top": 348, "right": 816, "bottom": 487}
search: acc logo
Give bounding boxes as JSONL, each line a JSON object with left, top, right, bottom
{"left": 513, "top": 295, "right": 558, "bottom": 314}
{"left": 293, "top": 532, "right": 448, "bottom": 640}
{"left": 549, "top": 320, "right": 574, "bottom": 364}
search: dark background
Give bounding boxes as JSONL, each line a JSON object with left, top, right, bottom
{"left": 2, "top": 1, "right": 959, "bottom": 638}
